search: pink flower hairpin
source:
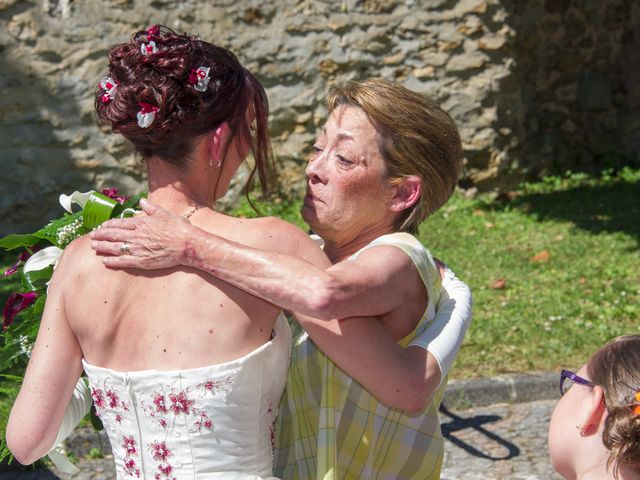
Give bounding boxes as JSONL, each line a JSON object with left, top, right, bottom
{"left": 188, "top": 66, "right": 210, "bottom": 92}
{"left": 99, "top": 76, "right": 118, "bottom": 104}
{"left": 147, "top": 25, "right": 160, "bottom": 39}
{"left": 137, "top": 102, "right": 159, "bottom": 128}
{"left": 140, "top": 40, "right": 158, "bottom": 56}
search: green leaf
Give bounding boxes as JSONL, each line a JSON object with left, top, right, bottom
{"left": 82, "top": 193, "right": 118, "bottom": 229}
{"left": 112, "top": 192, "right": 145, "bottom": 218}
{"left": 21, "top": 267, "right": 53, "bottom": 292}
{"left": 32, "top": 294, "right": 46, "bottom": 316}
{"left": 0, "top": 234, "right": 41, "bottom": 251}
{"left": 35, "top": 211, "right": 84, "bottom": 247}
{"left": 90, "top": 404, "right": 104, "bottom": 431}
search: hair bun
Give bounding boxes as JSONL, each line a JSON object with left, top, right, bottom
{"left": 603, "top": 403, "right": 640, "bottom": 473}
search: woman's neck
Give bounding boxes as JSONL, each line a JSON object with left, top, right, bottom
{"left": 322, "top": 223, "right": 396, "bottom": 263}
{"left": 146, "top": 158, "right": 213, "bottom": 215}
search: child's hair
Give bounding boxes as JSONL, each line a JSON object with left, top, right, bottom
{"left": 95, "top": 25, "right": 273, "bottom": 194}
{"left": 587, "top": 334, "right": 640, "bottom": 477}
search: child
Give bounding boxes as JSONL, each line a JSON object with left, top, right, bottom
{"left": 549, "top": 334, "right": 640, "bottom": 479}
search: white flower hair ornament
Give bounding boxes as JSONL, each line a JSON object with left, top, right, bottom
{"left": 137, "top": 102, "right": 159, "bottom": 128}
{"left": 99, "top": 76, "right": 118, "bottom": 104}
{"left": 188, "top": 66, "right": 211, "bottom": 92}
{"left": 140, "top": 40, "right": 158, "bottom": 56}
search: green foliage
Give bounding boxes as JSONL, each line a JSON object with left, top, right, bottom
{"left": 419, "top": 168, "right": 640, "bottom": 378}
{"left": 87, "top": 447, "right": 103, "bottom": 460}
{"left": 0, "top": 189, "right": 142, "bottom": 463}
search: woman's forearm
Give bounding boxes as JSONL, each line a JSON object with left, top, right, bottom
{"left": 183, "top": 226, "right": 355, "bottom": 320}
{"left": 297, "top": 313, "right": 441, "bottom": 412}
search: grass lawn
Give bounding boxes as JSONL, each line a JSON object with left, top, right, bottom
{"left": 1, "top": 168, "right": 638, "bottom": 387}
{"left": 419, "top": 168, "right": 639, "bottom": 378}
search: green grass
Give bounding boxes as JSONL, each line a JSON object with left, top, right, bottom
{"left": 419, "top": 167, "right": 639, "bottom": 378}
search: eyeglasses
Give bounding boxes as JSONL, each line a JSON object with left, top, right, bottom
{"left": 559, "top": 369, "right": 595, "bottom": 396}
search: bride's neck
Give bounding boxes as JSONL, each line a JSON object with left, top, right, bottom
{"left": 146, "top": 158, "right": 212, "bottom": 214}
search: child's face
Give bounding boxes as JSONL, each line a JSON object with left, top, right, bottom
{"left": 548, "top": 364, "right": 594, "bottom": 478}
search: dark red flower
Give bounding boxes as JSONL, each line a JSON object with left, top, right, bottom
{"left": 147, "top": 25, "right": 160, "bottom": 39}
{"left": 3, "top": 291, "right": 38, "bottom": 330}
{"left": 4, "top": 246, "right": 41, "bottom": 277}
{"left": 101, "top": 187, "right": 128, "bottom": 204}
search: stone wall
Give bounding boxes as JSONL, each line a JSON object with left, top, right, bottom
{"left": 1, "top": 0, "right": 638, "bottom": 234}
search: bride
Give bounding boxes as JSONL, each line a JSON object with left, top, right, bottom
{"left": 6, "top": 25, "right": 324, "bottom": 479}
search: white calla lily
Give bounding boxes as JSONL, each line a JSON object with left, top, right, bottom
{"left": 58, "top": 190, "right": 96, "bottom": 214}
{"left": 23, "top": 246, "right": 64, "bottom": 273}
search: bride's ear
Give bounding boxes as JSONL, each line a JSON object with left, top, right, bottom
{"left": 209, "top": 122, "right": 231, "bottom": 164}
{"left": 387, "top": 176, "right": 422, "bottom": 213}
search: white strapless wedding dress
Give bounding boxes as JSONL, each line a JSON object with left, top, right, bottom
{"left": 82, "top": 314, "right": 291, "bottom": 480}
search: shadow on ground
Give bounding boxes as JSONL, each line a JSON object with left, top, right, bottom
{"left": 440, "top": 404, "right": 521, "bottom": 461}
{"left": 490, "top": 179, "right": 640, "bottom": 246}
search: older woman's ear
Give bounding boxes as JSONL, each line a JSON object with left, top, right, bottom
{"left": 388, "top": 176, "right": 422, "bottom": 213}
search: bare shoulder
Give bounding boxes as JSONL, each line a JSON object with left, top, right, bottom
{"left": 218, "top": 216, "right": 329, "bottom": 268}
{"left": 54, "top": 234, "right": 103, "bottom": 277}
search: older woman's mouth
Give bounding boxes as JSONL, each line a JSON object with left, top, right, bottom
{"left": 304, "top": 191, "right": 322, "bottom": 204}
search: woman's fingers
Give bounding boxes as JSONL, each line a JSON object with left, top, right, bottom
{"left": 102, "top": 254, "right": 146, "bottom": 269}
{"left": 91, "top": 240, "right": 127, "bottom": 257}
{"left": 90, "top": 227, "right": 135, "bottom": 243}
{"left": 94, "top": 217, "right": 139, "bottom": 231}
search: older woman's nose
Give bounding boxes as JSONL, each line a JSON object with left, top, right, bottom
{"left": 306, "top": 153, "right": 326, "bottom": 183}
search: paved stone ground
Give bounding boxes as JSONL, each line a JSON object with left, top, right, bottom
{"left": 440, "top": 400, "right": 561, "bottom": 480}
{"left": 2, "top": 399, "right": 561, "bottom": 480}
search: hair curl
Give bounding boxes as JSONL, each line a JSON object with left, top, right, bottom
{"left": 587, "top": 334, "right": 640, "bottom": 478}
{"left": 95, "top": 25, "right": 273, "bottom": 194}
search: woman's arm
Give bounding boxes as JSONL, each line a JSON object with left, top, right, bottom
{"left": 6, "top": 250, "right": 84, "bottom": 465}
{"left": 91, "top": 200, "right": 421, "bottom": 320}
{"left": 293, "top": 268, "right": 471, "bottom": 412}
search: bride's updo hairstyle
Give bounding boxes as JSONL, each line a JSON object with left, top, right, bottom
{"left": 95, "top": 25, "right": 273, "bottom": 193}
{"left": 588, "top": 335, "right": 640, "bottom": 477}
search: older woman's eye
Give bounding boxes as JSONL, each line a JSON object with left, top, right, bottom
{"left": 336, "top": 155, "right": 353, "bottom": 165}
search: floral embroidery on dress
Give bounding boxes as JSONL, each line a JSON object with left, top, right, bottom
{"left": 201, "top": 375, "right": 235, "bottom": 396}
{"left": 141, "top": 373, "right": 236, "bottom": 433}
{"left": 122, "top": 435, "right": 140, "bottom": 477}
{"left": 266, "top": 401, "right": 277, "bottom": 450}
{"left": 144, "top": 387, "right": 210, "bottom": 432}
{"left": 149, "top": 441, "right": 175, "bottom": 480}
{"left": 84, "top": 368, "right": 250, "bottom": 478}
{"left": 91, "top": 382, "right": 130, "bottom": 419}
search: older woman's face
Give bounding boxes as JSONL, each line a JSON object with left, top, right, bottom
{"left": 302, "top": 105, "right": 395, "bottom": 244}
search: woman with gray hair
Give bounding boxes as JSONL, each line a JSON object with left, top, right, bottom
{"left": 91, "top": 78, "right": 472, "bottom": 479}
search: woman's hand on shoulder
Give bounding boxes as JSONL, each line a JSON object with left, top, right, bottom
{"left": 89, "top": 199, "right": 194, "bottom": 270}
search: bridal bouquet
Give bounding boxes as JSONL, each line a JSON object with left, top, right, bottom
{"left": 0, "top": 188, "right": 142, "bottom": 462}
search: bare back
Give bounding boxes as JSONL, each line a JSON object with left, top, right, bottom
{"left": 64, "top": 211, "right": 322, "bottom": 371}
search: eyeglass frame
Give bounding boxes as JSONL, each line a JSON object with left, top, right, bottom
{"left": 559, "top": 369, "right": 595, "bottom": 396}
